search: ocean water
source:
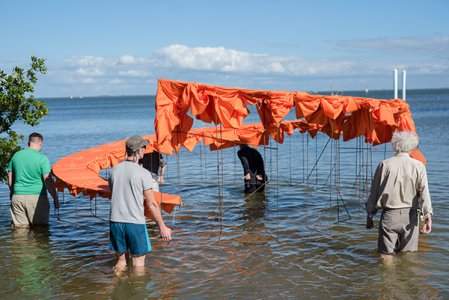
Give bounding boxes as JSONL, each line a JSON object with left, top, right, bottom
{"left": 0, "top": 89, "right": 448, "bottom": 299}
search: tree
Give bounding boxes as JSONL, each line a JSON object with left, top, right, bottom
{"left": 0, "top": 56, "right": 48, "bottom": 182}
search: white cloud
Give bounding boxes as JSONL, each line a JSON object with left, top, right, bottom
{"left": 80, "top": 77, "right": 96, "bottom": 84}
{"left": 118, "top": 69, "right": 149, "bottom": 78}
{"left": 400, "top": 62, "right": 449, "bottom": 75}
{"left": 116, "top": 55, "right": 150, "bottom": 66}
{"left": 117, "top": 55, "right": 137, "bottom": 65}
{"left": 109, "top": 78, "right": 124, "bottom": 84}
{"left": 118, "top": 55, "right": 136, "bottom": 65}
{"left": 41, "top": 40, "right": 448, "bottom": 97}
{"left": 68, "top": 56, "right": 106, "bottom": 67}
{"left": 76, "top": 67, "right": 104, "bottom": 77}
{"left": 157, "top": 44, "right": 356, "bottom": 76}
{"left": 62, "top": 45, "right": 449, "bottom": 82}
{"left": 157, "top": 44, "right": 281, "bottom": 74}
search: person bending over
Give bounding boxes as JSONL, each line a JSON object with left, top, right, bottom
{"left": 139, "top": 151, "right": 166, "bottom": 185}
{"left": 237, "top": 144, "right": 267, "bottom": 193}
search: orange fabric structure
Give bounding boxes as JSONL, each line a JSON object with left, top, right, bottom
{"left": 52, "top": 135, "right": 181, "bottom": 216}
{"left": 155, "top": 79, "right": 418, "bottom": 155}
{"left": 52, "top": 79, "right": 426, "bottom": 218}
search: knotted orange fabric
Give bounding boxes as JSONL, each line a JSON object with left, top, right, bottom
{"left": 155, "top": 79, "right": 420, "bottom": 153}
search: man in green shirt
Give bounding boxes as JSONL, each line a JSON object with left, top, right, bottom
{"left": 6, "top": 132, "right": 59, "bottom": 227}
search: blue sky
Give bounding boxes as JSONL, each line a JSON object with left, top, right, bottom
{"left": 2, "top": 0, "right": 449, "bottom": 97}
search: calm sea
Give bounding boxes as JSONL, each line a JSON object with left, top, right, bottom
{"left": 0, "top": 89, "right": 448, "bottom": 299}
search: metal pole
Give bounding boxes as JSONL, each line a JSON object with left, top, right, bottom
{"left": 393, "top": 68, "right": 398, "bottom": 99}
{"left": 402, "top": 70, "right": 407, "bottom": 100}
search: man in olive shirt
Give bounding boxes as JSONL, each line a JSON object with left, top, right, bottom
{"left": 7, "top": 132, "right": 59, "bottom": 227}
{"left": 366, "top": 131, "right": 432, "bottom": 258}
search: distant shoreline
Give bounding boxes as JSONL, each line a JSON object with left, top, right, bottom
{"left": 40, "top": 87, "right": 449, "bottom": 100}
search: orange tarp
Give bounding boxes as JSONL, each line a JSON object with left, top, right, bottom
{"left": 155, "top": 79, "right": 417, "bottom": 154}
{"left": 52, "top": 135, "right": 182, "bottom": 216}
{"left": 52, "top": 79, "right": 426, "bottom": 218}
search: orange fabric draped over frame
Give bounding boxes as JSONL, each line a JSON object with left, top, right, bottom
{"left": 155, "top": 79, "right": 420, "bottom": 154}
{"left": 51, "top": 79, "right": 426, "bottom": 217}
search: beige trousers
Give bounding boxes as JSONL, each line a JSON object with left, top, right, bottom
{"left": 10, "top": 194, "right": 49, "bottom": 227}
{"left": 378, "top": 208, "right": 419, "bottom": 254}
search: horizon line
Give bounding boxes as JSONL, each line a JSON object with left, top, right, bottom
{"left": 39, "top": 86, "right": 449, "bottom": 99}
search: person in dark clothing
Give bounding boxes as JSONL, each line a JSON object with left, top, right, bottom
{"left": 237, "top": 144, "right": 267, "bottom": 193}
{"left": 139, "top": 151, "right": 166, "bottom": 184}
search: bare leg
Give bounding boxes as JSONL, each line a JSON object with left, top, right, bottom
{"left": 380, "top": 253, "right": 395, "bottom": 266}
{"left": 132, "top": 255, "right": 146, "bottom": 276}
{"left": 113, "top": 253, "right": 127, "bottom": 275}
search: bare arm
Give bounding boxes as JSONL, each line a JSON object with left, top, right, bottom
{"left": 143, "top": 189, "right": 172, "bottom": 241}
{"left": 7, "top": 172, "right": 13, "bottom": 199}
{"left": 44, "top": 173, "right": 60, "bottom": 209}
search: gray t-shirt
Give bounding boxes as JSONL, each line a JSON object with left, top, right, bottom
{"left": 109, "top": 161, "right": 158, "bottom": 224}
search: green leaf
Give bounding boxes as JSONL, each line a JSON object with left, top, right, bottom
{"left": 0, "top": 57, "right": 47, "bottom": 182}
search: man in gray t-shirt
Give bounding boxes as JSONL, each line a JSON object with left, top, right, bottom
{"left": 110, "top": 161, "right": 157, "bottom": 224}
{"left": 109, "top": 135, "right": 172, "bottom": 274}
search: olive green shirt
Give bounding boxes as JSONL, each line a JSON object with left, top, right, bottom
{"left": 7, "top": 148, "right": 51, "bottom": 195}
{"left": 366, "top": 152, "right": 433, "bottom": 217}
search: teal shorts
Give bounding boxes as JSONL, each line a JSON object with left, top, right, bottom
{"left": 110, "top": 222, "right": 152, "bottom": 256}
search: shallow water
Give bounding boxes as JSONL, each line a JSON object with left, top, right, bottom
{"left": 0, "top": 90, "right": 448, "bottom": 299}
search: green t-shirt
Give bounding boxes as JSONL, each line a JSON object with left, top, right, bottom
{"left": 6, "top": 148, "right": 51, "bottom": 195}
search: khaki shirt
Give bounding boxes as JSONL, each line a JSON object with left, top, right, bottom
{"left": 366, "top": 152, "right": 432, "bottom": 217}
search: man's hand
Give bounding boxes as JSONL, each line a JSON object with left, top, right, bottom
{"left": 44, "top": 174, "right": 60, "bottom": 208}
{"left": 243, "top": 173, "right": 251, "bottom": 180}
{"left": 256, "top": 174, "right": 263, "bottom": 181}
{"left": 366, "top": 216, "right": 374, "bottom": 229}
{"left": 421, "top": 215, "right": 432, "bottom": 234}
{"left": 159, "top": 225, "right": 172, "bottom": 241}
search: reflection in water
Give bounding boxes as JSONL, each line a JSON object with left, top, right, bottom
{"left": 243, "top": 192, "right": 266, "bottom": 222}
{"left": 108, "top": 252, "right": 180, "bottom": 299}
{"left": 10, "top": 227, "right": 57, "bottom": 299}
{"left": 111, "top": 193, "right": 271, "bottom": 299}
{"left": 378, "top": 253, "right": 440, "bottom": 299}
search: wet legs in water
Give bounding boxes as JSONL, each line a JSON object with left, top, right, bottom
{"left": 114, "top": 253, "right": 146, "bottom": 275}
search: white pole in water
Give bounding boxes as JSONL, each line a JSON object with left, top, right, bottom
{"left": 393, "top": 68, "right": 398, "bottom": 98}
{"left": 402, "top": 70, "right": 407, "bottom": 100}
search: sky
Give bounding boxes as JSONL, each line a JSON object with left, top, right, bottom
{"left": 1, "top": 0, "right": 449, "bottom": 97}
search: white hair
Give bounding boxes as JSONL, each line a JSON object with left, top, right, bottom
{"left": 391, "top": 131, "right": 419, "bottom": 153}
